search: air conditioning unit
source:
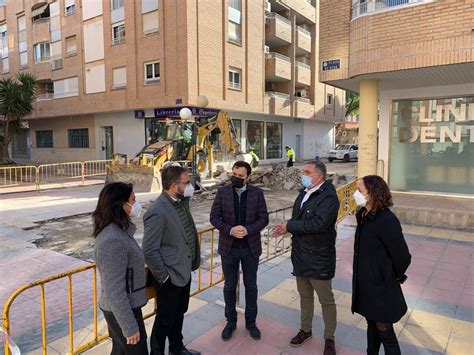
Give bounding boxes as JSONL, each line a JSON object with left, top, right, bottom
{"left": 264, "top": 45, "right": 270, "bottom": 54}
{"left": 296, "top": 89, "right": 308, "bottom": 98}
{"left": 265, "top": 1, "right": 271, "bottom": 13}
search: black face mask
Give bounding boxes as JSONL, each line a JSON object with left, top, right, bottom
{"left": 230, "top": 176, "right": 245, "bottom": 189}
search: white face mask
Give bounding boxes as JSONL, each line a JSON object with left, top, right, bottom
{"left": 183, "top": 183, "right": 195, "bottom": 198}
{"left": 353, "top": 190, "right": 367, "bottom": 207}
{"left": 128, "top": 201, "right": 142, "bottom": 218}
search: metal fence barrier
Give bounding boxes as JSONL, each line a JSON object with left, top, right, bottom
{"left": 0, "top": 160, "right": 112, "bottom": 192}
{"left": 2, "top": 180, "right": 359, "bottom": 355}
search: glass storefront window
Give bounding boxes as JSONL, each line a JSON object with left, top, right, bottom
{"left": 232, "top": 119, "right": 242, "bottom": 148}
{"left": 246, "top": 120, "right": 264, "bottom": 159}
{"left": 389, "top": 96, "right": 474, "bottom": 195}
{"left": 266, "top": 122, "right": 282, "bottom": 159}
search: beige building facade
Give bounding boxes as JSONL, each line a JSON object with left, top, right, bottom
{"left": 1, "top": 0, "right": 345, "bottom": 165}
{"left": 319, "top": 0, "right": 474, "bottom": 196}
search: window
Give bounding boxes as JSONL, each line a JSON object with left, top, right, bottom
{"left": 65, "top": 0, "right": 76, "bottom": 15}
{"left": 112, "top": 22, "right": 125, "bottom": 45}
{"left": 144, "top": 61, "right": 160, "bottom": 84}
{"left": 143, "top": 10, "right": 158, "bottom": 35}
{"left": 0, "top": 24, "right": 8, "bottom": 59}
{"left": 34, "top": 42, "right": 50, "bottom": 63}
{"left": 113, "top": 67, "right": 127, "bottom": 89}
{"left": 232, "top": 119, "right": 242, "bottom": 147}
{"left": 112, "top": 0, "right": 125, "bottom": 10}
{"left": 266, "top": 122, "right": 282, "bottom": 159}
{"left": 18, "top": 16, "right": 27, "bottom": 68}
{"left": 2, "top": 57, "right": 8, "bottom": 73}
{"left": 32, "top": 4, "right": 50, "bottom": 22}
{"left": 228, "top": 0, "right": 241, "bottom": 43}
{"left": 66, "top": 36, "right": 77, "bottom": 56}
{"left": 68, "top": 128, "right": 89, "bottom": 148}
{"left": 327, "top": 93, "right": 333, "bottom": 106}
{"left": 246, "top": 121, "right": 264, "bottom": 159}
{"left": 36, "top": 130, "right": 53, "bottom": 148}
{"left": 229, "top": 67, "right": 241, "bottom": 90}
{"left": 53, "top": 77, "right": 79, "bottom": 98}
{"left": 389, "top": 96, "right": 474, "bottom": 195}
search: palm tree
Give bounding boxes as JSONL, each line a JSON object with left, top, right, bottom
{"left": 0, "top": 72, "right": 37, "bottom": 164}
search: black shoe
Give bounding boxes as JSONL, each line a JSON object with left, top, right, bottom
{"left": 169, "top": 348, "right": 201, "bottom": 355}
{"left": 290, "top": 330, "right": 312, "bottom": 347}
{"left": 247, "top": 325, "right": 261, "bottom": 340}
{"left": 221, "top": 322, "right": 237, "bottom": 341}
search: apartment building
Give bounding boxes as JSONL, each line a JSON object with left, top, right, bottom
{"left": 319, "top": 0, "right": 474, "bottom": 196}
{"left": 1, "top": 0, "right": 345, "bottom": 165}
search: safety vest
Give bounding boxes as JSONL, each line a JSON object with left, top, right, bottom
{"left": 249, "top": 150, "right": 260, "bottom": 161}
{"left": 287, "top": 148, "right": 295, "bottom": 160}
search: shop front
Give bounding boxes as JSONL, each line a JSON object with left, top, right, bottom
{"left": 389, "top": 96, "right": 474, "bottom": 196}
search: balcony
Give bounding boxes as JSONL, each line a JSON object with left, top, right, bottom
{"left": 265, "top": 91, "right": 291, "bottom": 116}
{"left": 265, "top": 13, "right": 291, "bottom": 46}
{"left": 265, "top": 53, "right": 291, "bottom": 82}
{"left": 295, "top": 61, "right": 311, "bottom": 87}
{"left": 296, "top": 26, "right": 311, "bottom": 54}
{"left": 274, "top": 0, "right": 316, "bottom": 24}
{"left": 294, "top": 97, "right": 314, "bottom": 119}
{"left": 351, "top": 0, "right": 434, "bottom": 20}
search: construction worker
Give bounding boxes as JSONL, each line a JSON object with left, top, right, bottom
{"left": 285, "top": 146, "right": 296, "bottom": 167}
{"left": 249, "top": 150, "right": 260, "bottom": 169}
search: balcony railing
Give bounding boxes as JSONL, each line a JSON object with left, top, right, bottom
{"left": 266, "top": 52, "right": 291, "bottom": 62}
{"left": 296, "top": 61, "right": 311, "bottom": 70}
{"left": 296, "top": 25, "right": 311, "bottom": 37}
{"left": 36, "top": 93, "right": 54, "bottom": 101}
{"left": 266, "top": 12, "right": 291, "bottom": 25}
{"left": 351, "top": 0, "right": 434, "bottom": 20}
{"left": 265, "top": 91, "right": 290, "bottom": 100}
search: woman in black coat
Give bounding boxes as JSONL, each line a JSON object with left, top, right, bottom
{"left": 351, "top": 175, "right": 411, "bottom": 355}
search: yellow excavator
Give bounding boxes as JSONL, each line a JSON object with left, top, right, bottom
{"left": 105, "top": 111, "right": 241, "bottom": 191}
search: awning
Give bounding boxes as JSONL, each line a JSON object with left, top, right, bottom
{"left": 31, "top": 3, "right": 48, "bottom": 18}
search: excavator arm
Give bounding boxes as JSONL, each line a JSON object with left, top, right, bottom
{"left": 196, "top": 111, "right": 240, "bottom": 153}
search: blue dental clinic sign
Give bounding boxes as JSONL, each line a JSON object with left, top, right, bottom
{"left": 321, "top": 59, "right": 341, "bottom": 71}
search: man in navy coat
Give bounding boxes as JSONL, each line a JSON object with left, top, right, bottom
{"left": 210, "top": 161, "right": 269, "bottom": 341}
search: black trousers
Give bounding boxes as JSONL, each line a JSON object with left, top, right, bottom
{"left": 221, "top": 247, "right": 259, "bottom": 327}
{"left": 102, "top": 308, "right": 148, "bottom": 355}
{"left": 287, "top": 159, "right": 294, "bottom": 167}
{"left": 150, "top": 278, "right": 191, "bottom": 354}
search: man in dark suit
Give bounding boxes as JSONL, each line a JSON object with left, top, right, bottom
{"left": 275, "top": 160, "right": 339, "bottom": 355}
{"left": 143, "top": 165, "right": 201, "bottom": 355}
{"left": 210, "top": 161, "right": 269, "bottom": 341}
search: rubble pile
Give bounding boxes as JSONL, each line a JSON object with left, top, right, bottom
{"left": 210, "top": 163, "right": 349, "bottom": 196}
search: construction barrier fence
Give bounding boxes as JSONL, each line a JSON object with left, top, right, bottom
{"left": 0, "top": 160, "right": 112, "bottom": 192}
{"left": 2, "top": 180, "right": 359, "bottom": 355}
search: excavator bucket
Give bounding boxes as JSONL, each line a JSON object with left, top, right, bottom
{"left": 105, "top": 162, "right": 162, "bottom": 192}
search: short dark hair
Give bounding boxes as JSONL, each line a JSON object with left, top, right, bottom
{"left": 93, "top": 182, "right": 133, "bottom": 237}
{"left": 285, "top": 146, "right": 290, "bottom": 149}
{"left": 232, "top": 160, "right": 252, "bottom": 176}
{"left": 306, "top": 160, "right": 327, "bottom": 179}
{"left": 161, "top": 164, "right": 188, "bottom": 190}
{"left": 362, "top": 175, "right": 393, "bottom": 212}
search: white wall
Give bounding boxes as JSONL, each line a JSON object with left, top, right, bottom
{"left": 302, "top": 120, "right": 335, "bottom": 160}
{"left": 94, "top": 111, "right": 146, "bottom": 160}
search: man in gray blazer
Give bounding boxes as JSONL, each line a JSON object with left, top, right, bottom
{"left": 143, "top": 165, "right": 201, "bottom": 355}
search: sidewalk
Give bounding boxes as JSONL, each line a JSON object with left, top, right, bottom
{"left": 1, "top": 217, "right": 472, "bottom": 354}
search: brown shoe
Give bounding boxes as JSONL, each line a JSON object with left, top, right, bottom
{"left": 290, "top": 330, "right": 312, "bottom": 347}
{"left": 324, "top": 339, "right": 336, "bottom": 355}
